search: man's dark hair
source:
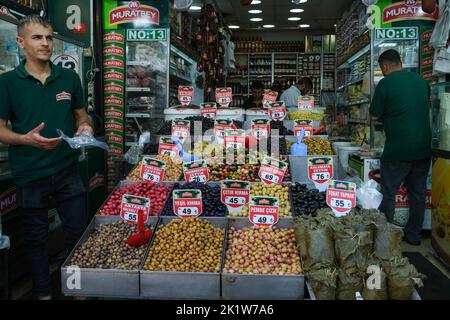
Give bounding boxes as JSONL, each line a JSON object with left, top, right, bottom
{"left": 378, "top": 49, "right": 402, "bottom": 67}
{"left": 18, "top": 15, "right": 52, "bottom": 37}
{"left": 298, "top": 77, "right": 313, "bottom": 90}
{"left": 251, "top": 81, "right": 264, "bottom": 91}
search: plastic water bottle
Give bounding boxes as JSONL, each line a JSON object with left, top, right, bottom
{"left": 290, "top": 130, "right": 308, "bottom": 156}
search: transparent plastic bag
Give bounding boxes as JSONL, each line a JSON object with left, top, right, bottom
{"left": 356, "top": 179, "right": 383, "bottom": 210}
{"left": 57, "top": 129, "right": 109, "bottom": 151}
{"left": 124, "top": 131, "right": 151, "bottom": 165}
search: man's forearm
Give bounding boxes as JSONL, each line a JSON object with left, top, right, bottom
{"left": 0, "top": 125, "right": 25, "bottom": 145}
{"left": 75, "top": 111, "right": 93, "bottom": 128}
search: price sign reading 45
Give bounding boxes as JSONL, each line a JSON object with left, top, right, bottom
{"left": 120, "top": 194, "right": 150, "bottom": 224}
{"left": 308, "top": 157, "right": 334, "bottom": 191}
{"left": 221, "top": 180, "right": 250, "bottom": 212}
{"left": 326, "top": 180, "right": 356, "bottom": 217}
{"left": 258, "top": 156, "right": 288, "bottom": 185}
{"left": 140, "top": 157, "right": 166, "bottom": 182}
{"left": 249, "top": 196, "right": 279, "bottom": 227}
{"left": 173, "top": 189, "right": 203, "bottom": 218}
{"left": 183, "top": 160, "right": 209, "bottom": 183}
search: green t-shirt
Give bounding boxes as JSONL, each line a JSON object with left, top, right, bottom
{"left": 0, "top": 60, "right": 85, "bottom": 186}
{"left": 370, "top": 70, "right": 431, "bottom": 162}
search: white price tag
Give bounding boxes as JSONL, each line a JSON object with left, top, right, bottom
{"left": 252, "top": 214, "right": 275, "bottom": 225}
{"left": 312, "top": 172, "right": 331, "bottom": 181}
{"left": 189, "top": 175, "right": 207, "bottom": 183}
{"left": 331, "top": 198, "right": 353, "bottom": 209}
{"left": 177, "top": 207, "right": 199, "bottom": 216}
{"left": 225, "top": 196, "right": 246, "bottom": 205}
{"left": 161, "top": 150, "right": 176, "bottom": 156}
{"left": 262, "top": 173, "right": 279, "bottom": 184}
{"left": 124, "top": 212, "right": 138, "bottom": 222}
{"left": 143, "top": 172, "right": 161, "bottom": 182}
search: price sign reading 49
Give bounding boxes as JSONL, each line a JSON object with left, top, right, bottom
{"left": 258, "top": 156, "right": 288, "bottom": 185}
{"left": 140, "top": 157, "right": 166, "bottom": 182}
{"left": 326, "top": 180, "right": 356, "bottom": 217}
{"left": 249, "top": 196, "right": 279, "bottom": 227}
{"left": 120, "top": 195, "right": 150, "bottom": 224}
{"left": 173, "top": 189, "right": 203, "bottom": 218}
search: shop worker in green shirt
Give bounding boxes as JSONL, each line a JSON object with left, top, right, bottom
{"left": 370, "top": 49, "right": 431, "bottom": 246}
{"left": 0, "top": 15, "right": 93, "bottom": 299}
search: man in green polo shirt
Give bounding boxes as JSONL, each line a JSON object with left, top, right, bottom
{"left": 0, "top": 15, "right": 93, "bottom": 299}
{"left": 370, "top": 49, "right": 431, "bottom": 246}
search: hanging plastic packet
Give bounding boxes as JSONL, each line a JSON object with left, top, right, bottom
{"left": 356, "top": 179, "right": 383, "bottom": 210}
{"left": 57, "top": 129, "right": 109, "bottom": 151}
{"left": 124, "top": 132, "right": 151, "bottom": 165}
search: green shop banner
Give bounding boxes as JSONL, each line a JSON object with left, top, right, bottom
{"left": 103, "top": 0, "right": 169, "bottom": 30}
{"left": 372, "top": 0, "right": 438, "bottom": 29}
{"left": 420, "top": 26, "right": 435, "bottom": 81}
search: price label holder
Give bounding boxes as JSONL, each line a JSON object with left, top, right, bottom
{"left": 216, "top": 87, "right": 233, "bottom": 108}
{"left": 172, "top": 119, "right": 191, "bottom": 144}
{"left": 221, "top": 180, "right": 250, "bottom": 213}
{"left": 183, "top": 159, "right": 209, "bottom": 183}
{"left": 298, "top": 95, "right": 315, "bottom": 111}
{"left": 268, "top": 101, "right": 287, "bottom": 121}
{"left": 178, "top": 86, "right": 194, "bottom": 106}
{"left": 258, "top": 156, "right": 288, "bottom": 185}
{"left": 326, "top": 180, "right": 356, "bottom": 217}
{"left": 294, "top": 119, "right": 313, "bottom": 137}
{"left": 249, "top": 196, "right": 279, "bottom": 227}
{"left": 120, "top": 194, "right": 150, "bottom": 223}
{"left": 173, "top": 189, "right": 203, "bottom": 218}
{"left": 140, "top": 157, "right": 166, "bottom": 182}
{"left": 158, "top": 136, "right": 180, "bottom": 157}
{"left": 307, "top": 157, "right": 334, "bottom": 191}
{"left": 224, "top": 129, "right": 246, "bottom": 150}
{"left": 262, "top": 90, "right": 278, "bottom": 109}
{"left": 251, "top": 119, "right": 271, "bottom": 140}
{"left": 214, "top": 119, "right": 234, "bottom": 144}
{"left": 200, "top": 102, "right": 217, "bottom": 120}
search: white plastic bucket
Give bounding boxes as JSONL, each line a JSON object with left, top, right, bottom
{"left": 332, "top": 141, "right": 352, "bottom": 155}
{"left": 338, "top": 146, "right": 360, "bottom": 171}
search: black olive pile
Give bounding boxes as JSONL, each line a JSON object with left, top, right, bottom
{"left": 158, "top": 117, "right": 243, "bottom": 135}
{"left": 143, "top": 143, "right": 159, "bottom": 155}
{"left": 270, "top": 121, "right": 294, "bottom": 136}
{"left": 161, "top": 182, "right": 227, "bottom": 217}
{"left": 290, "top": 183, "right": 327, "bottom": 217}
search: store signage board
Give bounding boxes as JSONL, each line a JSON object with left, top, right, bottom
{"left": 120, "top": 194, "right": 150, "bottom": 223}
{"left": 200, "top": 103, "right": 217, "bottom": 120}
{"left": 171, "top": 120, "right": 190, "bottom": 144}
{"left": 308, "top": 157, "right": 334, "bottom": 191}
{"left": 224, "top": 129, "right": 246, "bottom": 150}
{"left": 249, "top": 196, "right": 279, "bottom": 228}
{"left": 173, "top": 189, "right": 203, "bottom": 218}
{"left": 214, "top": 119, "right": 234, "bottom": 144}
{"left": 216, "top": 87, "right": 233, "bottom": 107}
{"left": 140, "top": 157, "right": 166, "bottom": 182}
{"left": 326, "top": 180, "right": 356, "bottom": 217}
{"left": 258, "top": 156, "right": 288, "bottom": 185}
{"left": 375, "top": 0, "right": 438, "bottom": 28}
{"left": 178, "top": 86, "right": 194, "bottom": 106}
{"left": 375, "top": 27, "right": 418, "bottom": 40}
{"left": 251, "top": 119, "right": 271, "bottom": 140}
{"left": 294, "top": 119, "right": 313, "bottom": 137}
{"left": 298, "top": 95, "right": 315, "bottom": 111}
{"left": 126, "top": 28, "right": 167, "bottom": 41}
{"left": 158, "top": 136, "right": 179, "bottom": 157}
{"left": 268, "top": 101, "right": 287, "bottom": 121}
{"left": 183, "top": 160, "right": 209, "bottom": 183}
{"left": 221, "top": 180, "right": 250, "bottom": 213}
{"left": 262, "top": 90, "right": 278, "bottom": 109}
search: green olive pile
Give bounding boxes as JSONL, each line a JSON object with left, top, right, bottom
{"left": 69, "top": 221, "right": 151, "bottom": 270}
{"left": 303, "top": 137, "right": 334, "bottom": 155}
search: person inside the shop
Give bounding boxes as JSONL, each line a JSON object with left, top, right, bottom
{"left": 279, "top": 77, "right": 313, "bottom": 108}
{"left": 0, "top": 15, "right": 93, "bottom": 299}
{"left": 243, "top": 81, "right": 264, "bottom": 109}
{"left": 370, "top": 49, "right": 431, "bottom": 246}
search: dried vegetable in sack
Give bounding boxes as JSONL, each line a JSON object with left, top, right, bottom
{"left": 307, "top": 268, "right": 338, "bottom": 300}
{"left": 341, "top": 212, "right": 375, "bottom": 245}
{"left": 383, "top": 257, "right": 425, "bottom": 300}
{"left": 373, "top": 223, "right": 403, "bottom": 261}
{"left": 362, "top": 258, "right": 388, "bottom": 300}
{"left": 334, "top": 225, "right": 373, "bottom": 272}
{"left": 336, "top": 269, "right": 365, "bottom": 300}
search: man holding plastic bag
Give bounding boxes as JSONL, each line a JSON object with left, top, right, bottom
{"left": 0, "top": 15, "right": 93, "bottom": 299}
{"left": 370, "top": 50, "right": 431, "bottom": 246}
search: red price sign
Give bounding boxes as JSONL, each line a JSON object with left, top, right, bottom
{"left": 251, "top": 119, "right": 271, "bottom": 140}
{"left": 258, "top": 156, "right": 288, "bottom": 185}
{"left": 294, "top": 119, "right": 313, "bottom": 137}
{"left": 298, "top": 95, "right": 314, "bottom": 111}
{"left": 269, "top": 102, "right": 287, "bottom": 121}
{"left": 224, "top": 129, "right": 246, "bottom": 149}
{"left": 120, "top": 194, "right": 150, "bottom": 223}
{"left": 173, "top": 189, "right": 203, "bottom": 218}
{"left": 200, "top": 102, "right": 217, "bottom": 120}
{"left": 172, "top": 120, "right": 190, "bottom": 144}
{"left": 178, "top": 86, "right": 194, "bottom": 106}
{"left": 249, "top": 196, "right": 279, "bottom": 227}
{"left": 262, "top": 90, "right": 278, "bottom": 109}
{"left": 308, "top": 157, "right": 334, "bottom": 190}
{"left": 214, "top": 119, "right": 234, "bottom": 144}
{"left": 183, "top": 160, "right": 209, "bottom": 183}
{"left": 158, "top": 136, "right": 180, "bottom": 157}
{"left": 326, "top": 180, "right": 356, "bottom": 217}
{"left": 140, "top": 157, "right": 166, "bottom": 182}
{"left": 216, "top": 87, "right": 233, "bottom": 107}
{"left": 221, "top": 180, "right": 250, "bottom": 210}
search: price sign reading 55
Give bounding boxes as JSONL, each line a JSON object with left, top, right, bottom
{"left": 177, "top": 207, "right": 199, "bottom": 216}
{"left": 124, "top": 212, "right": 138, "bottom": 222}
{"left": 331, "top": 198, "right": 352, "bottom": 209}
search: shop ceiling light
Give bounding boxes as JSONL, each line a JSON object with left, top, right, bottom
{"left": 292, "top": 0, "right": 307, "bottom": 4}
{"left": 249, "top": 10, "right": 263, "bottom": 14}
{"left": 299, "top": 24, "right": 310, "bottom": 28}
{"left": 189, "top": 5, "right": 202, "bottom": 11}
{"left": 229, "top": 25, "right": 240, "bottom": 29}
{"left": 288, "top": 17, "right": 301, "bottom": 21}
{"left": 250, "top": 18, "right": 263, "bottom": 22}
{"left": 290, "top": 8, "right": 304, "bottom": 13}
{"left": 251, "top": 0, "right": 262, "bottom": 4}
{"left": 263, "top": 24, "right": 275, "bottom": 28}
